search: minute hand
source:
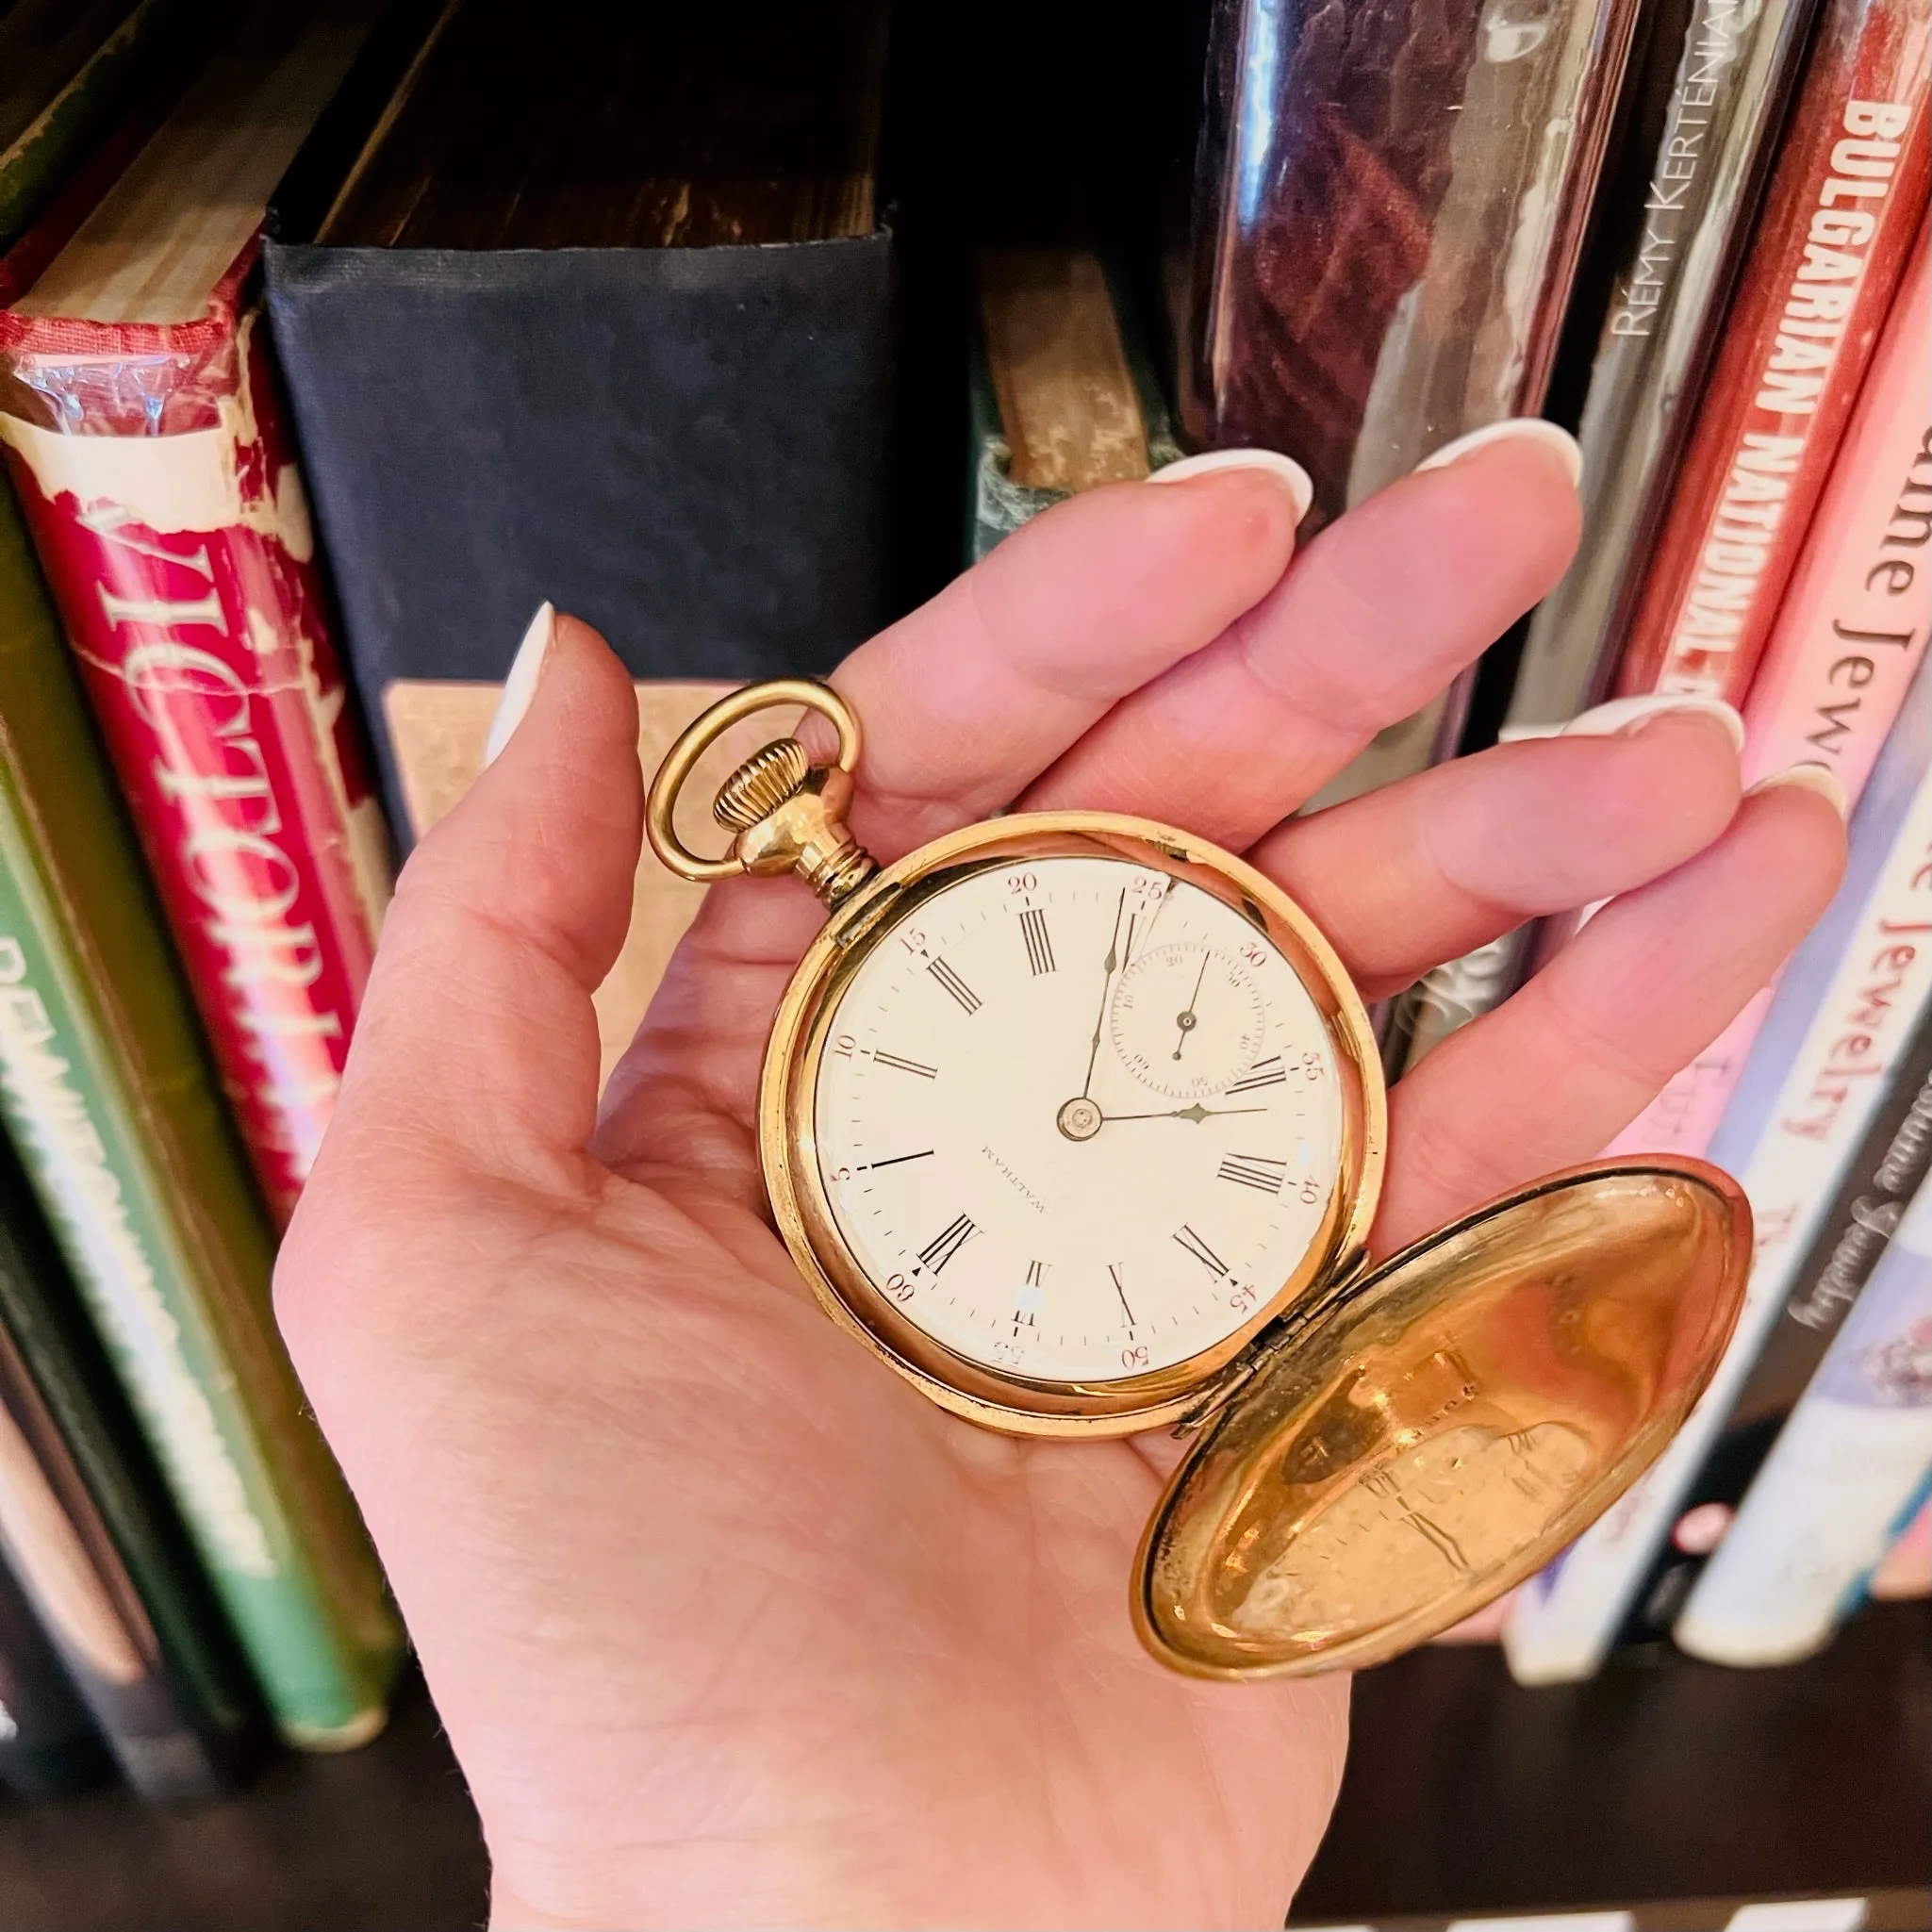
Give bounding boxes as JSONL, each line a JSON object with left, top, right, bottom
{"left": 1080, "top": 890, "right": 1131, "bottom": 1100}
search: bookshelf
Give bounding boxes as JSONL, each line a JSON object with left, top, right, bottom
{"left": 1, "top": 0, "right": 1928, "bottom": 1919}
{"left": 0, "top": 1603, "right": 1922, "bottom": 1931}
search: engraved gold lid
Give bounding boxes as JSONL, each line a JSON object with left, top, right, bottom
{"left": 1134, "top": 1160, "right": 1750, "bottom": 1677}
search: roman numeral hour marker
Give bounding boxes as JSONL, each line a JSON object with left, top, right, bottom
{"left": 1173, "top": 1224, "right": 1227, "bottom": 1276}
{"left": 916, "top": 1213, "right": 978, "bottom": 1274}
{"left": 1227, "top": 1055, "right": 1286, "bottom": 1094}
{"left": 926, "top": 957, "right": 982, "bottom": 1015}
{"left": 1218, "top": 1153, "right": 1286, "bottom": 1194}
{"left": 1019, "top": 908, "right": 1055, "bottom": 975}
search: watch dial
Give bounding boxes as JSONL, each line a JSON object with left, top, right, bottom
{"left": 812, "top": 855, "right": 1346, "bottom": 1382}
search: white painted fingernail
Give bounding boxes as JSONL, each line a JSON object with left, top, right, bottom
{"left": 484, "top": 602, "right": 555, "bottom": 767}
{"left": 1746, "top": 762, "right": 1849, "bottom": 818}
{"left": 1413, "top": 418, "right": 1583, "bottom": 487}
{"left": 1149, "top": 448, "right": 1314, "bottom": 522}
{"left": 1560, "top": 693, "right": 1746, "bottom": 754}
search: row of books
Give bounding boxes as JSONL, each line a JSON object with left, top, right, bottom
{"left": 0, "top": 0, "right": 1924, "bottom": 1801}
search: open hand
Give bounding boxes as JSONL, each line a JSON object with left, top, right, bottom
{"left": 275, "top": 436, "right": 1843, "bottom": 1930}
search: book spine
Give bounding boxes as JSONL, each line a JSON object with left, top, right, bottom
{"left": 0, "top": 1551, "right": 108, "bottom": 1796}
{"left": 1675, "top": 1173, "right": 1932, "bottom": 1664}
{"left": 1507, "top": 0, "right": 1824, "bottom": 734}
{"left": 1505, "top": 711, "right": 1932, "bottom": 1681}
{"left": 1735, "top": 223, "right": 1932, "bottom": 795}
{"left": 1613, "top": 1009, "right": 1932, "bottom": 1643}
{"left": 0, "top": 1136, "right": 251, "bottom": 1797}
{"left": 966, "top": 256, "right": 1178, "bottom": 563}
{"left": 0, "top": 1311, "right": 235, "bottom": 1799}
{"left": 1605, "top": 219, "right": 1930, "bottom": 1159}
{"left": 0, "top": 289, "right": 390, "bottom": 1227}
{"left": 966, "top": 330, "right": 1066, "bottom": 564}
{"left": 1611, "top": 0, "right": 1931, "bottom": 705}
{"left": 0, "top": 478, "right": 400, "bottom": 1745}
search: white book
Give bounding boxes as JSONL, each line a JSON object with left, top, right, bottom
{"left": 1505, "top": 666, "right": 1932, "bottom": 1683}
{"left": 1675, "top": 1175, "right": 1932, "bottom": 1665}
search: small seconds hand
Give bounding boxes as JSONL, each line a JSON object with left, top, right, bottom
{"left": 1171, "top": 954, "right": 1210, "bottom": 1061}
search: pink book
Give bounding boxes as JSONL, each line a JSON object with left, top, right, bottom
{"left": 1610, "top": 218, "right": 1931, "bottom": 1161}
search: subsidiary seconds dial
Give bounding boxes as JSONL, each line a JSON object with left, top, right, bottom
{"left": 812, "top": 855, "right": 1346, "bottom": 1383}
{"left": 1110, "top": 941, "right": 1268, "bottom": 1098}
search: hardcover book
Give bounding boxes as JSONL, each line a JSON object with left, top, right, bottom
{"left": 968, "top": 249, "right": 1180, "bottom": 562}
{"left": 0, "top": 444, "right": 401, "bottom": 1744}
{"left": 1616, "top": 1008, "right": 1932, "bottom": 1644}
{"left": 262, "top": 0, "right": 897, "bottom": 845}
{"left": 1676, "top": 1171, "right": 1932, "bottom": 1665}
{"left": 1180, "top": 0, "right": 1644, "bottom": 801}
{"left": 0, "top": 1140, "right": 254, "bottom": 1799}
{"left": 1607, "top": 218, "right": 1930, "bottom": 1159}
{"left": 0, "top": 1, "right": 393, "bottom": 1225}
{"left": 0, "top": 1551, "right": 107, "bottom": 1796}
{"left": 1506, "top": 655, "right": 1932, "bottom": 1682}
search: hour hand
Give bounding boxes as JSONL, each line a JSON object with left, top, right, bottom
{"left": 1055, "top": 1095, "right": 1263, "bottom": 1141}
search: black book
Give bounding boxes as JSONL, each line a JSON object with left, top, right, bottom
{"left": 263, "top": 0, "right": 898, "bottom": 847}
{"left": 1616, "top": 1007, "right": 1932, "bottom": 1645}
{"left": 0, "top": 1554, "right": 109, "bottom": 1798}
{"left": 0, "top": 1144, "right": 258, "bottom": 1800}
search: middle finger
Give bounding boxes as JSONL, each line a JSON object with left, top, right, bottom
{"left": 1021, "top": 428, "right": 1582, "bottom": 850}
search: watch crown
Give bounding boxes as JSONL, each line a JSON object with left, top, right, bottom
{"left": 714, "top": 737, "right": 812, "bottom": 831}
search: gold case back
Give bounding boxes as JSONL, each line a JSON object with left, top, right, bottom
{"left": 1135, "top": 1162, "right": 1750, "bottom": 1677}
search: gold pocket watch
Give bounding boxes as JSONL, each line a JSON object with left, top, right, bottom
{"left": 647, "top": 681, "right": 1751, "bottom": 1679}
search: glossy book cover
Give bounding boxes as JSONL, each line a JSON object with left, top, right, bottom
{"left": 1180, "top": 0, "right": 1643, "bottom": 803}
{"left": 0, "top": 250, "right": 390, "bottom": 1227}
{"left": 1181, "top": 0, "right": 1642, "bottom": 527}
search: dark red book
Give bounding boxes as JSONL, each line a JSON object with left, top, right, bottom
{"left": 1614, "top": 0, "right": 1931, "bottom": 703}
{"left": 1181, "top": 0, "right": 1643, "bottom": 531}
{"left": 0, "top": 8, "right": 389, "bottom": 1225}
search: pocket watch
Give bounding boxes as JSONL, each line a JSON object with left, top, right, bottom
{"left": 646, "top": 681, "right": 1752, "bottom": 1679}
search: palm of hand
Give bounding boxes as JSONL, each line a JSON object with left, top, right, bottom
{"left": 377, "top": 1148, "right": 1339, "bottom": 1930}
{"left": 277, "top": 452, "right": 1841, "bottom": 1930}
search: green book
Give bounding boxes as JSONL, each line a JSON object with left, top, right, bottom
{"left": 967, "top": 249, "right": 1181, "bottom": 562}
{"left": 0, "top": 480, "right": 402, "bottom": 1747}
{"left": 0, "top": 0, "right": 194, "bottom": 254}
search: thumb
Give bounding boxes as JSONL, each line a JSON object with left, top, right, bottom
{"left": 318, "top": 606, "right": 642, "bottom": 1188}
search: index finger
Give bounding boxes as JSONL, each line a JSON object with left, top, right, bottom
{"left": 825, "top": 458, "right": 1309, "bottom": 858}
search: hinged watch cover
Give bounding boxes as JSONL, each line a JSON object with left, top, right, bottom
{"left": 1135, "top": 1160, "right": 1749, "bottom": 1677}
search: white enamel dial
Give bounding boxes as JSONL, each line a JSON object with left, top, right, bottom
{"left": 812, "top": 855, "right": 1346, "bottom": 1382}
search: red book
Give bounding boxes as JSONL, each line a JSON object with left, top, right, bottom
{"left": 1614, "top": 0, "right": 1930, "bottom": 704}
{"left": 0, "top": 9, "right": 388, "bottom": 1224}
